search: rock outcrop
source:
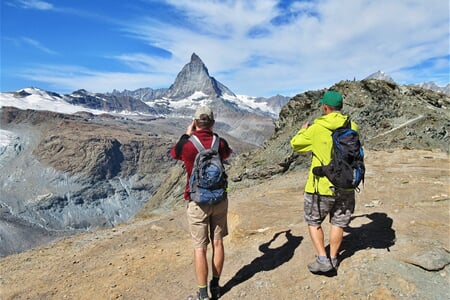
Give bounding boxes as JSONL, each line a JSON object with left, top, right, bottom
{"left": 228, "top": 79, "right": 449, "bottom": 181}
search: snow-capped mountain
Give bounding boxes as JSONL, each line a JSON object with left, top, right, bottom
{"left": 0, "top": 87, "right": 161, "bottom": 116}
{"left": 0, "top": 87, "right": 105, "bottom": 115}
{"left": 364, "top": 70, "right": 395, "bottom": 83}
{"left": 109, "top": 53, "right": 289, "bottom": 118}
{"left": 165, "top": 53, "right": 235, "bottom": 100}
{"left": 0, "top": 53, "right": 290, "bottom": 119}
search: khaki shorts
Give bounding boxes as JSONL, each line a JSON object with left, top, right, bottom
{"left": 187, "top": 198, "right": 228, "bottom": 249}
{"left": 304, "top": 191, "right": 355, "bottom": 227}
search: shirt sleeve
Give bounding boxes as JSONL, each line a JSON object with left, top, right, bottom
{"left": 290, "top": 127, "right": 314, "bottom": 153}
{"left": 219, "top": 138, "right": 232, "bottom": 161}
{"left": 170, "top": 134, "right": 190, "bottom": 160}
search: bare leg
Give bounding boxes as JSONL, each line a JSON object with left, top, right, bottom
{"left": 211, "top": 239, "right": 224, "bottom": 277}
{"left": 194, "top": 247, "right": 208, "bottom": 286}
{"left": 329, "top": 225, "right": 344, "bottom": 258}
{"left": 308, "top": 225, "right": 327, "bottom": 257}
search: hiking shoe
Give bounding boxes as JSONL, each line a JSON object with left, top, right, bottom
{"left": 331, "top": 257, "right": 340, "bottom": 271}
{"left": 307, "top": 256, "right": 333, "bottom": 273}
{"left": 209, "top": 284, "right": 221, "bottom": 300}
{"left": 196, "top": 292, "right": 210, "bottom": 300}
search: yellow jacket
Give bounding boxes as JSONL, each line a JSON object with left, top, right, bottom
{"left": 290, "top": 112, "right": 359, "bottom": 196}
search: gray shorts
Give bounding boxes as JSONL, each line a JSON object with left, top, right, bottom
{"left": 187, "top": 198, "right": 228, "bottom": 249}
{"left": 304, "top": 192, "right": 355, "bottom": 227}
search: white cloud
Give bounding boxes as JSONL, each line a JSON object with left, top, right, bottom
{"left": 114, "top": 0, "right": 448, "bottom": 96}
{"left": 112, "top": 53, "right": 175, "bottom": 72}
{"left": 20, "top": 37, "right": 59, "bottom": 55}
{"left": 16, "top": 64, "right": 174, "bottom": 93}
{"left": 7, "top": 0, "right": 448, "bottom": 96}
{"left": 16, "top": 0, "right": 53, "bottom": 10}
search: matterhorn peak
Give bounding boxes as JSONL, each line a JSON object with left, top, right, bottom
{"left": 190, "top": 52, "right": 202, "bottom": 64}
{"left": 165, "top": 53, "right": 234, "bottom": 100}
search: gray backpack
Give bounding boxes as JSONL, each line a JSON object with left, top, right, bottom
{"left": 188, "top": 134, "right": 227, "bottom": 205}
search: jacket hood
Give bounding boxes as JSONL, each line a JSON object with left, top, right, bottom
{"left": 313, "top": 112, "right": 348, "bottom": 131}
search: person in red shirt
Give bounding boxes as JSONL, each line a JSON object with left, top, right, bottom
{"left": 170, "top": 106, "right": 232, "bottom": 300}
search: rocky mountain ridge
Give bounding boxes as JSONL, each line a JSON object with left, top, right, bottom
{"left": 225, "top": 79, "right": 449, "bottom": 183}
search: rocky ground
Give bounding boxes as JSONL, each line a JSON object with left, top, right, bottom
{"left": 0, "top": 148, "right": 448, "bottom": 300}
{"left": 0, "top": 107, "right": 266, "bottom": 251}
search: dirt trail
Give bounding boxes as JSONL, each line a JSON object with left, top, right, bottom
{"left": 0, "top": 149, "right": 449, "bottom": 299}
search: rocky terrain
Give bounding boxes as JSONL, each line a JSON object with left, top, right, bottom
{"left": 229, "top": 79, "right": 449, "bottom": 182}
{"left": 0, "top": 106, "right": 263, "bottom": 256}
{"left": 0, "top": 52, "right": 281, "bottom": 257}
{"left": 0, "top": 148, "right": 448, "bottom": 299}
{"left": 0, "top": 78, "right": 449, "bottom": 299}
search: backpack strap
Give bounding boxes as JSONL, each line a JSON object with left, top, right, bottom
{"left": 189, "top": 134, "right": 219, "bottom": 152}
{"left": 311, "top": 115, "right": 349, "bottom": 165}
{"left": 210, "top": 134, "right": 219, "bottom": 152}
{"left": 343, "top": 116, "right": 351, "bottom": 129}
{"left": 189, "top": 135, "right": 205, "bottom": 152}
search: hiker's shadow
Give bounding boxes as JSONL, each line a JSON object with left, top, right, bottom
{"left": 221, "top": 230, "right": 303, "bottom": 295}
{"left": 337, "top": 212, "right": 396, "bottom": 263}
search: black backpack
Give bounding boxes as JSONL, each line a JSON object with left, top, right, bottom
{"left": 188, "top": 134, "right": 228, "bottom": 205}
{"left": 313, "top": 118, "right": 365, "bottom": 190}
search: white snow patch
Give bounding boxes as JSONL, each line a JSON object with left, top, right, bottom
{"left": 0, "top": 88, "right": 108, "bottom": 115}
{"left": 223, "top": 93, "right": 277, "bottom": 116}
{"left": 146, "top": 91, "right": 213, "bottom": 110}
{"left": 1, "top": 88, "right": 279, "bottom": 119}
{"left": 0, "top": 129, "right": 16, "bottom": 147}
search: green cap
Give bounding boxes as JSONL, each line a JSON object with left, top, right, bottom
{"left": 319, "top": 91, "right": 343, "bottom": 107}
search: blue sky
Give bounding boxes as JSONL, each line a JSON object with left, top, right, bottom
{"left": 1, "top": 0, "right": 449, "bottom": 97}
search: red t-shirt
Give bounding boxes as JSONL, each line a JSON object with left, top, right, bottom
{"left": 170, "top": 129, "right": 232, "bottom": 200}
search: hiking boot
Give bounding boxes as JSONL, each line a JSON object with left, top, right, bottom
{"left": 307, "top": 256, "right": 333, "bottom": 273}
{"left": 209, "top": 283, "right": 221, "bottom": 300}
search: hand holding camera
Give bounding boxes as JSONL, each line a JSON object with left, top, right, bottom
{"left": 186, "top": 119, "right": 196, "bottom": 136}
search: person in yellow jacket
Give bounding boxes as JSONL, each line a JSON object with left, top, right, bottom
{"left": 290, "top": 90, "right": 359, "bottom": 274}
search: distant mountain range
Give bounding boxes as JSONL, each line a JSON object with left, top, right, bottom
{"left": 109, "top": 53, "right": 291, "bottom": 118}
{"left": 365, "top": 70, "right": 450, "bottom": 95}
{"left": 1, "top": 53, "right": 290, "bottom": 120}
{"left": 1, "top": 54, "right": 448, "bottom": 121}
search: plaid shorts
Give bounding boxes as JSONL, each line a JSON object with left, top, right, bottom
{"left": 187, "top": 198, "right": 228, "bottom": 248}
{"left": 304, "top": 191, "right": 355, "bottom": 227}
